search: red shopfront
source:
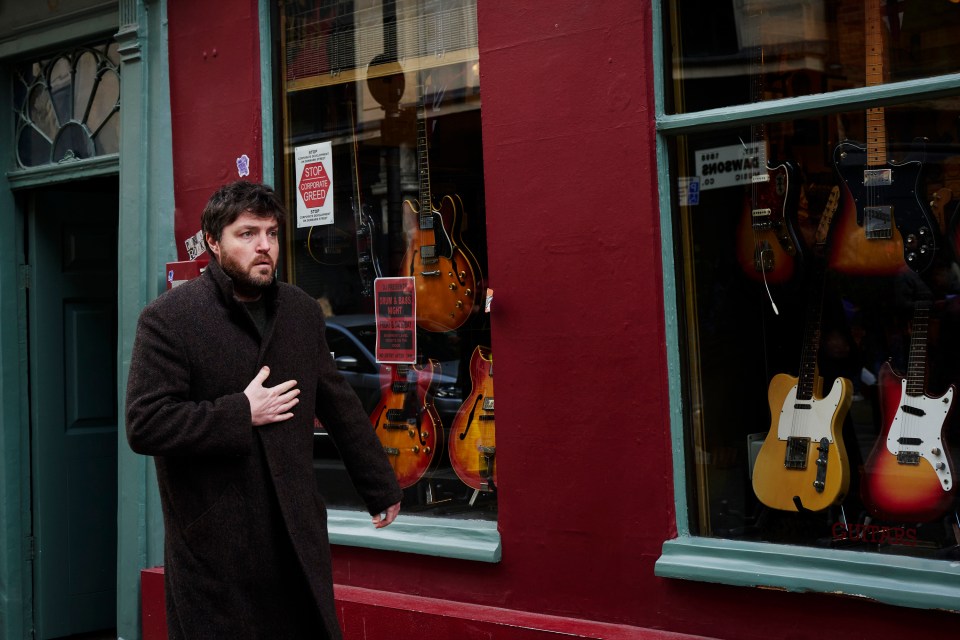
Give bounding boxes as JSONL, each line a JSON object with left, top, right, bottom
{"left": 142, "top": 0, "right": 960, "bottom": 638}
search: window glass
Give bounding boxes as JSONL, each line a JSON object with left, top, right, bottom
{"left": 670, "top": 93, "right": 960, "bottom": 556}
{"left": 280, "top": 0, "right": 496, "bottom": 521}
{"left": 11, "top": 42, "right": 120, "bottom": 168}
{"left": 664, "top": 0, "right": 960, "bottom": 114}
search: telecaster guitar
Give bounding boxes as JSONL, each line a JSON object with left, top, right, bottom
{"left": 752, "top": 187, "right": 853, "bottom": 512}
{"left": 861, "top": 300, "right": 956, "bottom": 522}
{"left": 830, "top": 0, "right": 937, "bottom": 276}
{"left": 369, "top": 360, "right": 442, "bottom": 488}
{"left": 449, "top": 346, "right": 496, "bottom": 492}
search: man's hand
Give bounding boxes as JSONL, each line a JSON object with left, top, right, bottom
{"left": 244, "top": 366, "right": 299, "bottom": 426}
{"left": 372, "top": 502, "right": 401, "bottom": 529}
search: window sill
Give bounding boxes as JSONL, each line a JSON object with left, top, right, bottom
{"left": 327, "top": 509, "right": 501, "bottom": 563}
{"left": 655, "top": 536, "right": 960, "bottom": 611}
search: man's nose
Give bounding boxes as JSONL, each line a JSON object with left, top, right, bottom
{"left": 255, "top": 232, "right": 271, "bottom": 251}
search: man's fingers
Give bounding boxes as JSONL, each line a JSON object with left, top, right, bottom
{"left": 253, "top": 366, "right": 270, "bottom": 384}
{"left": 271, "top": 379, "right": 299, "bottom": 394}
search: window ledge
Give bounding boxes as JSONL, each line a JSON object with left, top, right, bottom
{"left": 327, "top": 509, "right": 501, "bottom": 563}
{"left": 655, "top": 536, "right": 960, "bottom": 611}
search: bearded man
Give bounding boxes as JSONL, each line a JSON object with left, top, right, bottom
{"left": 126, "top": 180, "right": 402, "bottom": 639}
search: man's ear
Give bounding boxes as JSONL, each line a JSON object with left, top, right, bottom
{"left": 205, "top": 233, "right": 220, "bottom": 260}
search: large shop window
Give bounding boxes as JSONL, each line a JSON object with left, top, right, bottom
{"left": 278, "top": 0, "right": 496, "bottom": 534}
{"left": 656, "top": 0, "right": 960, "bottom": 606}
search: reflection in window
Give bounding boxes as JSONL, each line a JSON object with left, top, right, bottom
{"left": 282, "top": 1, "right": 494, "bottom": 521}
{"left": 12, "top": 41, "right": 121, "bottom": 169}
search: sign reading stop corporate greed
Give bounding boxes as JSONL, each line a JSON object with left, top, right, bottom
{"left": 295, "top": 142, "right": 334, "bottom": 228}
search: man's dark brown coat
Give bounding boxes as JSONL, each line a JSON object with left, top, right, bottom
{"left": 126, "top": 258, "right": 402, "bottom": 639}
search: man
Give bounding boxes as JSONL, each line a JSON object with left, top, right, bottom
{"left": 126, "top": 181, "right": 402, "bottom": 639}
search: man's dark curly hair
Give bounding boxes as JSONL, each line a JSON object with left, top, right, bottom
{"left": 201, "top": 181, "right": 287, "bottom": 252}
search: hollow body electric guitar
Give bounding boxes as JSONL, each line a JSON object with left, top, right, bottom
{"left": 752, "top": 188, "right": 853, "bottom": 513}
{"left": 369, "top": 360, "right": 442, "bottom": 488}
{"left": 449, "top": 346, "right": 496, "bottom": 492}
{"left": 401, "top": 74, "right": 480, "bottom": 332}
{"left": 831, "top": 0, "right": 937, "bottom": 276}
{"left": 861, "top": 300, "right": 956, "bottom": 522}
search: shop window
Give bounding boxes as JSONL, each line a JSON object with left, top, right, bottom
{"left": 12, "top": 41, "right": 121, "bottom": 169}
{"left": 657, "top": 0, "right": 960, "bottom": 606}
{"left": 278, "top": 0, "right": 495, "bottom": 525}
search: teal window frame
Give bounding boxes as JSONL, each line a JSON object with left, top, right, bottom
{"left": 650, "top": 1, "right": 960, "bottom": 610}
{"left": 258, "top": 0, "right": 500, "bottom": 564}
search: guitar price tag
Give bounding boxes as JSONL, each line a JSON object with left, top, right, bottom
{"left": 374, "top": 277, "right": 417, "bottom": 364}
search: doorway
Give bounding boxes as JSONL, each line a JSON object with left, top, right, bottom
{"left": 26, "top": 177, "right": 119, "bottom": 639}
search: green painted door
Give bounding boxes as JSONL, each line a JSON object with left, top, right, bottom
{"left": 28, "top": 180, "right": 118, "bottom": 639}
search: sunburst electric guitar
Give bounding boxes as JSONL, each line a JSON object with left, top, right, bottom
{"left": 400, "top": 73, "right": 481, "bottom": 332}
{"left": 449, "top": 346, "right": 496, "bottom": 492}
{"left": 735, "top": 44, "right": 801, "bottom": 284}
{"left": 831, "top": 0, "right": 938, "bottom": 276}
{"left": 753, "top": 187, "right": 853, "bottom": 512}
{"left": 861, "top": 300, "right": 956, "bottom": 522}
{"left": 369, "top": 360, "right": 442, "bottom": 488}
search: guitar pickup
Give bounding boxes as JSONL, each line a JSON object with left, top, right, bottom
{"left": 901, "top": 405, "right": 925, "bottom": 417}
{"left": 385, "top": 409, "right": 416, "bottom": 424}
{"left": 897, "top": 436, "right": 922, "bottom": 446}
{"left": 863, "top": 168, "right": 892, "bottom": 187}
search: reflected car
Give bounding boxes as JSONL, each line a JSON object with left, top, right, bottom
{"left": 315, "top": 314, "right": 464, "bottom": 457}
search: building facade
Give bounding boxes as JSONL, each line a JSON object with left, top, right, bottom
{"left": 1, "top": 1, "right": 959, "bottom": 639}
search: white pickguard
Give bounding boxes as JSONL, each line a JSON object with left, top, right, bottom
{"left": 885, "top": 379, "right": 954, "bottom": 488}
{"left": 775, "top": 377, "right": 846, "bottom": 443}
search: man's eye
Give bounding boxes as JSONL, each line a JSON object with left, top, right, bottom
{"left": 268, "top": 230, "right": 279, "bottom": 239}
{"left": 240, "top": 231, "right": 253, "bottom": 238}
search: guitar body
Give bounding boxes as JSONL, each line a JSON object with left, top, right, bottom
{"left": 832, "top": 140, "right": 937, "bottom": 275}
{"left": 449, "top": 346, "right": 496, "bottom": 492}
{"left": 401, "top": 194, "right": 479, "bottom": 332}
{"left": 861, "top": 362, "right": 956, "bottom": 522}
{"left": 735, "top": 161, "right": 800, "bottom": 283}
{"left": 752, "top": 372, "right": 853, "bottom": 512}
{"left": 369, "top": 360, "right": 442, "bottom": 488}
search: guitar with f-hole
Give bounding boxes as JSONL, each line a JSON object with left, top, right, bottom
{"left": 449, "top": 346, "right": 496, "bottom": 492}
{"left": 369, "top": 360, "right": 442, "bottom": 489}
{"left": 400, "top": 71, "right": 481, "bottom": 332}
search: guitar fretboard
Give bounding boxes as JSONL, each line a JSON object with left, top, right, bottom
{"left": 416, "top": 77, "right": 433, "bottom": 230}
{"left": 906, "top": 300, "right": 932, "bottom": 397}
{"left": 865, "top": 0, "right": 886, "bottom": 167}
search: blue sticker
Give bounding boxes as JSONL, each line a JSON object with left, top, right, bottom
{"left": 236, "top": 154, "right": 250, "bottom": 178}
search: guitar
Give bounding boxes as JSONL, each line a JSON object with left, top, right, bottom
{"left": 734, "top": 42, "right": 801, "bottom": 284}
{"left": 752, "top": 186, "right": 853, "bottom": 513}
{"left": 831, "top": 0, "right": 937, "bottom": 276}
{"left": 400, "top": 72, "right": 481, "bottom": 332}
{"left": 448, "top": 346, "right": 496, "bottom": 492}
{"left": 369, "top": 360, "right": 442, "bottom": 489}
{"left": 735, "top": 158, "right": 801, "bottom": 284}
{"left": 861, "top": 300, "right": 956, "bottom": 522}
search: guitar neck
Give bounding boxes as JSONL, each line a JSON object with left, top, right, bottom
{"left": 865, "top": 0, "right": 886, "bottom": 166}
{"left": 416, "top": 74, "right": 433, "bottom": 228}
{"left": 905, "top": 300, "right": 932, "bottom": 396}
{"left": 796, "top": 258, "right": 828, "bottom": 401}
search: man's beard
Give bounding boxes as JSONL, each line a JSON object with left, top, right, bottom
{"left": 220, "top": 252, "right": 274, "bottom": 298}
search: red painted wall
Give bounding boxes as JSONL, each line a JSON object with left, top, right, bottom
{"left": 161, "top": 0, "right": 960, "bottom": 638}
{"left": 167, "top": 0, "right": 263, "bottom": 260}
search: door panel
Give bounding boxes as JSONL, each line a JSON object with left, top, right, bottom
{"left": 29, "top": 182, "right": 118, "bottom": 639}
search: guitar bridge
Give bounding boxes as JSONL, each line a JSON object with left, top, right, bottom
{"left": 864, "top": 205, "right": 893, "bottom": 239}
{"left": 897, "top": 451, "right": 921, "bottom": 465}
{"left": 784, "top": 437, "right": 809, "bottom": 469}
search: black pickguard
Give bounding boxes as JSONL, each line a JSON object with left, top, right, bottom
{"left": 834, "top": 140, "right": 938, "bottom": 273}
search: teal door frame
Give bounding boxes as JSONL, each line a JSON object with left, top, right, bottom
{"left": 0, "top": 1, "right": 175, "bottom": 639}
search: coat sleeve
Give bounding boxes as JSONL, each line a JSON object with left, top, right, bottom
{"left": 125, "top": 302, "right": 254, "bottom": 457}
{"left": 312, "top": 317, "right": 402, "bottom": 515}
